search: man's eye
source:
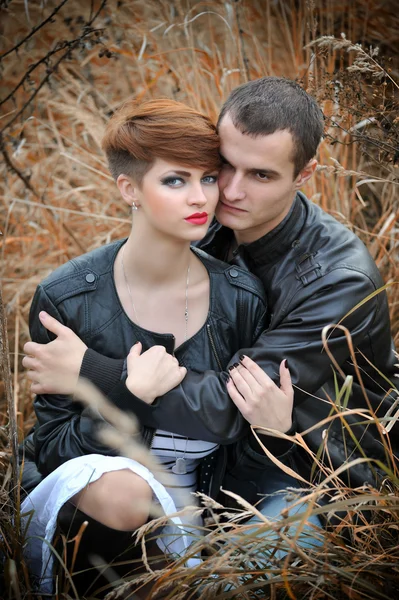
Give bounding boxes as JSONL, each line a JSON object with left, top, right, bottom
{"left": 202, "top": 175, "right": 218, "bottom": 184}
{"left": 161, "top": 177, "right": 184, "bottom": 187}
{"left": 257, "top": 172, "right": 269, "bottom": 181}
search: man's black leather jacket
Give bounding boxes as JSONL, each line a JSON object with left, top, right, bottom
{"left": 78, "top": 192, "right": 397, "bottom": 488}
{"left": 23, "top": 241, "right": 295, "bottom": 501}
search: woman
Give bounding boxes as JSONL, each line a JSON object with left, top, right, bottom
{"left": 21, "top": 98, "right": 294, "bottom": 596}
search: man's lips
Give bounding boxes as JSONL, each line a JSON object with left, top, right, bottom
{"left": 219, "top": 200, "right": 246, "bottom": 213}
{"left": 185, "top": 212, "right": 208, "bottom": 225}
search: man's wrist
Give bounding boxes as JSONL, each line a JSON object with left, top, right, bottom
{"left": 80, "top": 349, "right": 124, "bottom": 395}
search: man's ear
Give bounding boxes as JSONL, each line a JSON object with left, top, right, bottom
{"left": 294, "top": 158, "right": 317, "bottom": 189}
{"left": 116, "top": 174, "right": 140, "bottom": 208}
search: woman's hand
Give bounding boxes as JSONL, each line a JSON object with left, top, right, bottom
{"left": 22, "top": 311, "right": 87, "bottom": 395}
{"left": 126, "top": 342, "right": 187, "bottom": 404}
{"left": 226, "top": 356, "right": 293, "bottom": 435}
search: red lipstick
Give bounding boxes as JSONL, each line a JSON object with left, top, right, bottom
{"left": 185, "top": 212, "right": 208, "bottom": 225}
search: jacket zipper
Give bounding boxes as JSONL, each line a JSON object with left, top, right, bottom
{"left": 206, "top": 324, "right": 223, "bottom": 371}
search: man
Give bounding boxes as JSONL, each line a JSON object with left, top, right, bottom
{"left": 24, "top": 77, "right": 397, "bottom": 491}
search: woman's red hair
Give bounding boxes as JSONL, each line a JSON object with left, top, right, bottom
{"left": 102, "top": 99, "right": 221, "bottom": 183}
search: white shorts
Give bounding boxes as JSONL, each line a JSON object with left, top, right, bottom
{"left": 21, "top": 454, "right": 201, "bottom": 593}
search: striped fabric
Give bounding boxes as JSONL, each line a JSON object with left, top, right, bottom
{"left": 151, "top": 429, "right": 219, "bottom": 511}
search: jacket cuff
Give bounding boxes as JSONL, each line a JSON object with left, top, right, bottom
{"left": 80, "top": 349, "right": 124, "bottom": 396}
{"left": 107, "top": 381, "right": 159, "bottom": 427}
{"left": 249, "top": 417, "right": 296, "bottom": 456}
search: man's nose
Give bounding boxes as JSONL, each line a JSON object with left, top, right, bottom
{"left": 220, "top": 172, "right": 245, "bottom": 202}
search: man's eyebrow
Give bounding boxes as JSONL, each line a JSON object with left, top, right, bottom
{"left": 220, "top": 154, "right": 280, "bottom": 177}
{"left": 248, "top": 167, "right": 280, "bottom": 177}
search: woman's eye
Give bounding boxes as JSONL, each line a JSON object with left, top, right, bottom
{"left": 202, "top": 175, "right": 218, "bottom": 184}
{"left": 162, "top": 177, "right": 184, "bottom": 187}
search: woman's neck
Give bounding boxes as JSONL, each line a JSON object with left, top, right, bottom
{"left": 122, "top": 228, "right": 192, "bottom": 288}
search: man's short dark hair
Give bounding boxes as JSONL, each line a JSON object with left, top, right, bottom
{"left": 218, "top": 77, "right": 324, "bottom": 177}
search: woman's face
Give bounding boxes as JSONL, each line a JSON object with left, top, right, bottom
{"left": 131, "top": 158, "right": 219, "bottom": 242}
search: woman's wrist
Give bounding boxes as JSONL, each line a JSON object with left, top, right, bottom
{"left": 254, "top": 417, "right": 293, "bottom": 437}
{"left": 125, "top": 376, "right": 155, "bottom": 405}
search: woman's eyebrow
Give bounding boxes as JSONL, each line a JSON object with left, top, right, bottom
{"left": 163, "top": 170, "right": 192, "bottom": 177}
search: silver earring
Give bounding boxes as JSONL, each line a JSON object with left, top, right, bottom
{"left": 132, "top": 202, "right": 138, "bottom": 211}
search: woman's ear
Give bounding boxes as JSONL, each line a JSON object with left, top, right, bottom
{"left": 294, "top": 158, "right": 317, "bottom": 190}
{"left": 116, "top": 174, "right": 140, "bottom": 209}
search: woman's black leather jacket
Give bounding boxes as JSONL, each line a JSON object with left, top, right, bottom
{"left": 23, "top": 240, "right": 293, "bottom": 501}
{"left": 76, "top": 193, "right": 398, "bottom": 489}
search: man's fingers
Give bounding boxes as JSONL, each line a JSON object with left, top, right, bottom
{"left": 279, "top": 359, "right": 293, "bottom": 399}
{"left": 23, "top": 341, "right": 40, "bottom": 356}
{"left": 22, "top": 355, "right": 37, "bottom": 370}
{"left": 26, "top": 370, "right": 39, "bottom": 382}
{"left": 39, "top": 311, "right": 67, "bottom": 337}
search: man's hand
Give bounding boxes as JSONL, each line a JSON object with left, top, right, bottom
{"left": 226, "top": 356, "right": 293, "bottom": 435}
{"left": 22, "top": 311, "right": 87, "bottom": 395}
{"left": 126, "top": 342, "right": 187, "bottom": 404}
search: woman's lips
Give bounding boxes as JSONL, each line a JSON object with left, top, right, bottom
{"left": 185, "top": 213, "right": 208, "bottom": 225}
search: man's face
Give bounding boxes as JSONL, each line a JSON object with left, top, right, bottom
{"left": 216, "top": 115, "right": 313, "bottom": 245}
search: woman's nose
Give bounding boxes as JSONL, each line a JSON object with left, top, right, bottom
{"left": 187, "top": 185, "right": 208, "bottom": 205}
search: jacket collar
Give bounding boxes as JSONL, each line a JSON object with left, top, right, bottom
{"left": 240, "top": 192, "right": 307, "bottom": 266}
{"left": 199, "top": 192, "right": 308, "bottom": 266}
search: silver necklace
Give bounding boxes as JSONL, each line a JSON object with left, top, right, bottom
{"left": 171, "top": 436, "right": 189, "bottom": 475}
{"left": 121, "top": 243, "right": 190, "bottom": 337}
{"left": 121, "top": 243, "right": 191, "bottom": 475}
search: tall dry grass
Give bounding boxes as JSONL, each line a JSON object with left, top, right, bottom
{"left": 0, "top": 0, "right": 399, "bottom": 598}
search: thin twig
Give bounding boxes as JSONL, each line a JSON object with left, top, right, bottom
{"left": 0, "top": 286, "right": 18, "bottom": 512}
{"left": 0, "top": 0, "right": 71, "bottom": 60}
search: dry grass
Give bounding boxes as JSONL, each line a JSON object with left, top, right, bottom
{"left": 1, "top": 0, "right": 399, "bottom": 598}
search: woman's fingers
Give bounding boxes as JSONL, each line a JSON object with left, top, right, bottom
{"left": 279, "top": 359, "right": 293, "bottom": 399}
{"left": 227, "top": 357, "right": 294, "bottom": 431}
{"left": 239, "top": 355, "right": 280, "bottom": 392}
{"left": 228, "top": 364, "right": 257, "bottom": 400}
{"left": 129, "top": 341, "right": 142, "bottom": 357}
{"left": 226, "top": 378, "right": 247, "bottom": 412}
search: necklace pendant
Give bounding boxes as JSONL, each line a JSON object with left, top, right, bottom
{"left": 172, "top": 458, "right": 187, "bottom": 475}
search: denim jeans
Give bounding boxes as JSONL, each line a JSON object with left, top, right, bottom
{"left": 197, "top": 469, "right": 324, "bottom": 598}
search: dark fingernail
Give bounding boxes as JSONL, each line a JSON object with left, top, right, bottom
{"left": 228, "top": 365, "right": 235, "bottom": 371}
{"left": 239, "top": 354, "right": 245, "bottom": 361}
{"left": 233, "top": 362, "right": 240, "bottom": 368}
{"left": 284, "top": 359, "right": 288, "bottom": 368}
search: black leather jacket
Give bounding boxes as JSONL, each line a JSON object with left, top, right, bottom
{"left": 24, "top": 241, "right": 293, "bottom": 501}
{"left": 80, "top": 193, "right": 397, "bottom": 487}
